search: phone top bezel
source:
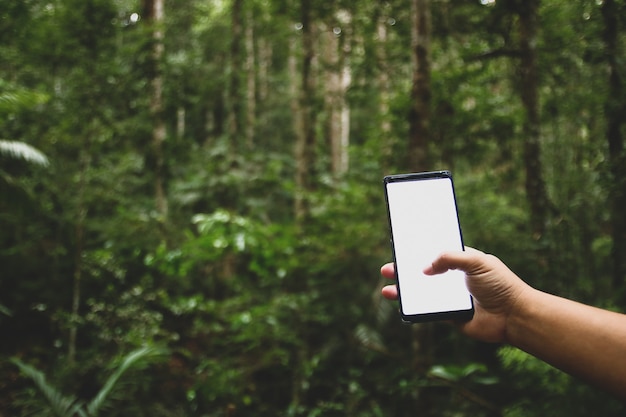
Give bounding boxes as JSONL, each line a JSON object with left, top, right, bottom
{"left": 383, "top": 170, "right": 474, "bottom": 324}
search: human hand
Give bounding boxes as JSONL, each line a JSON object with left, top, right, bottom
{"left": 381, "top": 247, "right": 532, "bottom": 343}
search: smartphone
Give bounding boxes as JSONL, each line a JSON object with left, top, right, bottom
{"left": 383, "top": 170, "right": 474, "bottom": 323}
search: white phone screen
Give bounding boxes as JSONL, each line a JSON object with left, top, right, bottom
{"left": 385, "top": 173, "right": 472, "bottom": 318}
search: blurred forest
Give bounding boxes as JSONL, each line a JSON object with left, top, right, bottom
{"left": 1, "top": 0, "right": 626, "bottom": 416}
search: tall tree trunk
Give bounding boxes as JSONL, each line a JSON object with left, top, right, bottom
{"left": 408, "top": 0, "right": 431, "bottom": 172}
{"left": 294, "top": 0, "right": 317, "bottom": 222}
{"left": 245, "top": 7, "right": 256, "bottom": 149}
{"left": 408, "top": 1, "right": 435, "bottom": 415}
{"left": 377, "top": 3, "right": 393, "bottom": 172}
{"left": 323, "top": 14, "right": 351, "bottom": 178}
{"left": 258, "top": 38, "right": 271, "bottom": 103}
{"left": 601, "top": 0, "right": 626, "bottom": 295}
{"left": 145, "top": 0, "right": 168, "bottom": 218}
{"left": 518, "top": 0, "right": 548, "bottom": 239}
{"left": 229, "top": 0, "right": 243, "bottom": 151}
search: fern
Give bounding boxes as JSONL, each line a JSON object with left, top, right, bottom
{"left": 10, "top": 358, "right": 85, "bottom": 417}
{"left": 11, "top": 346, "right": 167, "bottom": 417}
{"left": 86, "top": 346, "right": 167, "bottom": 416}
{"left": 0, "top": 140, "right": 49, "bottom": 167}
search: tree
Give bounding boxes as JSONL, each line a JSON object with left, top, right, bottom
{"left": 517, "top": 0, "right": 549, "bottom": 239}
{"left": 408, "top": 0, "right": 432, "bottom": 172}
{"left": 144, "top": 0, "right": 168, "bottom": 219}
{"left": 2, "top": 1, "right": 625, "bottom": 415}
{"left": 294, "top": 0, "right": 318, "bottom": 222}
{"left": 376, "top": 1, "right": 394, "bottom": 172}
{"left": 601, "top": 0, "right": 626, "bottom": 297}
{"left": 322, "top": 9, "right": 352, "bottom": 177}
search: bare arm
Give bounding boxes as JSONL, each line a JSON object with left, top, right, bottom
{"left": 381, "top": 248, "right": 626, "bottom": 400}
{"left": 507, "top": 288, "right": 626, "bottom": 400}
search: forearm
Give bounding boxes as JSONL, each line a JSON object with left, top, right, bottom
{"left": 506, "top": 288, "right": 626, "bottom": 400}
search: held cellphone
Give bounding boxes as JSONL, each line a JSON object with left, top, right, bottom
{"left": 383, "top": 171, "right": 474, "bottom": 323}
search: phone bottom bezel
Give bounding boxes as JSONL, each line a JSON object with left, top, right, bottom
{"left": 400, "top": 307, "right": 474, "bottom": 324}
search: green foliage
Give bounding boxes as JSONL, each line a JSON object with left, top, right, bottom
{"left": 498, "top": 346, "right": 623, "bottom": 416}
{"left": 429, "top": 363, "right": 498, "bottom": 386}
{"left": 1, "top": 0, "right": 625, "bottom": 416}
{"left": 0, "top": 140, "right": 49, "bottom": 167}
{"left": 11, "top": 359, "right": 84, "bottom": 417}
{"left": 11, "top": 346, "right": 167, "bottom": 417}
{"left": 0, "top": 88, "right": 49, "bottom": 115}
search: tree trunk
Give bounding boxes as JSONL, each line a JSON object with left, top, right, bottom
{"left": 229, "top": 0, "right": 243, "bottom": 151}
{"left": 601, "top": 0, "right": 626, "bottom": 295}
{"left": 258, "top": 38, "right": 271, "bottom": 103}
{"left": 377, "top": 4, "right": 393, "bottom": 172}
{"left": 323, "top": 14, "right": 351, "bottom": 178}
{"left": 408, "top": 1, "right": 435, "bottom": 415}
{"left": 145, "top": 0, "right": 168, "bottom": 218}
{"left": 408, "top": 0, "right": 431, "bottom": 172}
{"left": 245, "top": 6, "right": 256, "bottom": 149}
{"left": 294, "top": 0, "right": 317, "bottom": 222}
{"left": 518, "top": 0, "right": 548, "bottom": 239}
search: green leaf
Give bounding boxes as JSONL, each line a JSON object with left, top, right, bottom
{"left": 11, "top": 358, "right": 85, "bottom": 417}
{"left": 0, "top": 140, "right": 49, "bottom": 167}
{"left": 86, "top": 346, "right": 168, "bottom": 416}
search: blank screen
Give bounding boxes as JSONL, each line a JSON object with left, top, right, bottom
{"left": 386, "top": 176, "right": 472, "bottom": 316}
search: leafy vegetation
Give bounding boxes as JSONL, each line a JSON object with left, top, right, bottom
{"left": 11, "top": 346, "right": 167, "bottom": 417}
{"left": 1, "top": 0, "right": 625, "bottom": 416}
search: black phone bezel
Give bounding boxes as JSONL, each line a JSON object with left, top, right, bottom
{"left": 383, "top": 170, "right": 474, "bottom": 324}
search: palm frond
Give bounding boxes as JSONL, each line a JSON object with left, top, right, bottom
{"left": 0, "top": 140, "right": 49, "bottom": 167}
{"left": 10, "top": 358, "right": 85, "bottom": 417}
{"left": 86, "top": 346, "right": 167, "bottom": 416}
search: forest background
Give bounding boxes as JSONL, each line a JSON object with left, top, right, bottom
{"left": 1, "top": 0, "right": 626, "bottom": 416}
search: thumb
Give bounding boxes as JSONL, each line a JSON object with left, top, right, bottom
{"left": 423, "top": 247, "right": 484, "bottom": 275}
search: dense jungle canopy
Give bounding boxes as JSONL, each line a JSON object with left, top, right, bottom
{"left": 1, "top": 0, "right": 626, "bottom": 416}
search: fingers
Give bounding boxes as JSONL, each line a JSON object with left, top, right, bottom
{"left": 381, "top": 284, "right": 398, "bottom": 300}
{"left": 380, "top": 263, "right": 398, "bottom": 299}
{"left": 380, "top": 248, "right": 483, "bottom": 299}
{"left": 380, "top": 262, "right": 395, "bottom": 279}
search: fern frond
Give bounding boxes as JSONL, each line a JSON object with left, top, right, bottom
{"left": 86, "top": 346, "right": 167, "bottom": 416}
{"left": 0, "top": 140, "right": 49, "bottom": 166}
{"left": 10, "top": 358, "right": 84, "bottom": 417}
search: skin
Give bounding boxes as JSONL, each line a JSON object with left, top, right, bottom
{"left": 380, "top": 247, "right": 626, "bottom": 401}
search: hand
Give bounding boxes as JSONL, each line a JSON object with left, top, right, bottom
{"left": 381, "top": 247, "right": 531, "bottom": 343}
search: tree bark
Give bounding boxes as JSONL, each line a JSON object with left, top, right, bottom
{"left": 601, "top": 0, "right": 626, "bottom": 295}
{"left": 245, "top": 7, "right": 256, "bottom": 149}
{"left": 294, "top": 0, "right": 317, "bottom": 222}
{"left": 518, "top": 0, "right": 548, "bottom": 239}
{"left": 258, "top": 38, "right": 271, "bottom": 103}
{"left": 323, "top": 14, "right": 351, "bottom": 178}
{"left": 145, "top": 0, "right": 168, "bottom": 218}
{"left": 408, "top": 1, "right": 435, "bottom": 415}
{"left": 377, "top": 4, "right": 393, "bottom": 172}
{"left": 408, "top": 0, "right": 431, "bottom": 172}
{"left": 229, "top": 0, "right": 244, "bottom": 151}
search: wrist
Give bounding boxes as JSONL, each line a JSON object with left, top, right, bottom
{"left": 503, "top": 284, "right": 539, "bottom": 346}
